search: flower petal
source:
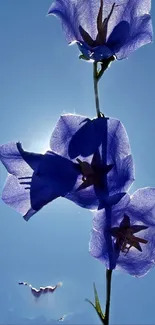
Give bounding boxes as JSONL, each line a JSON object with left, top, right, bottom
{"left": 0, "top": 142, "right": 42, "bottom": 218}
{"left": 2, "top": 174, "right": 36, "bottom": 219}
{"left": 0, "top": 143, "right": 79, "bottom": 220}
{"left": 107, "top": 21, "right": 130, "bottom": 53}
{"left": 116, "top": 218, "right": 155, "bottom": 277}
{"left": 89, "top": 194, "right": 130, "bottom": 269}
{"left": 50, "top": 115, "right": 134, "bottom": 209}
{"left": 90, "top": 188, "right": 155, "bottom": 277}
{"left": 26, "top": 151, "right": 79, "bottom": 220}
{"left": 107, "top": 154, "right": 135, "bottom": 195}
{"left": 126, "top": 188, "right": 155, "bottom": 226}
{"left": 50, "top": 114, "right": 132, "bottom": 160}
{"left": 0, "top": 142, "right": 42, "bottom": 176}
{"left": 114, "top": 14, "right": 152, "bottom": 59}
{"left": 105, "top": 0, "right": 151, "bottom": 39}
{"left": 50, "top": 114, "right": 87, "bottom": 158}
{"left": 48, "top": 0, "right": 100, "bottom": 43}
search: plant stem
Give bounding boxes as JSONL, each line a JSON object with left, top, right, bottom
{"left": 93, "top": 62, "right": 101, "bottom": 118}
{"left": 104, "top": 269, "right": 113, "bottom": 325}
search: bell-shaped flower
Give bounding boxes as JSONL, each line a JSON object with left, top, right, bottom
{"left": 48, "top": 0, "right": 152, "bottom": 62}
{"left": 0, "top": 114, "right": 134, "bottom": 220}
{"left": 0, "top": 142, "right": 79, "bottom": 220}
{"left": 90, "top": 188, "right": 155, "bottom": 277}
{"left": 50, "top": 114, "right": 134, "bottom": 209}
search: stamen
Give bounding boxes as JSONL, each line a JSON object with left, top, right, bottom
{"left": 76, "top": 158, "right": 94, "bottom": 177}
{"left": 76, "top": 155, "right": 113, "bottom": 191}
{"left": 111, "top": 216, "right": 148, "bottom": 255}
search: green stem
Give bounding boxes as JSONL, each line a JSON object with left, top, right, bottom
{"left": 93, "top": 62, "right": 101, "bottom": 118}
{"left": 104, "top": 269, "right": 113, "bottom": 325}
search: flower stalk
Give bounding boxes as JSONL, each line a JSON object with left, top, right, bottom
{"left": 93, "top": 58, "right": 115, "bottom": 118}
{"left": 93, "top": 62, "right": 101, "bottom": 118}
{"left": 104, "top": 269, "right": 113, "bottom": 325}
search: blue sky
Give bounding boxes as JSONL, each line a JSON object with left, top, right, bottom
{"left": 0, "top": 1, "right": 155, "bottom": 324}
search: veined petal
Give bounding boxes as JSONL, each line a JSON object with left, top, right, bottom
{"left": 48, "top": 0, "right": 100, "bottom": 43}
{"left": 114, "top": 14, "right": 152, "bottom": 59}
{"left": 105, "top": 0, "right": 151, "bottom": 39}
{"left": 126, "top": 188, "right": 155, "bottom": 226}
{"left": 92, "top": 193, "right": 130, "bottom": 233}
{"left": 116, "top": 226, "right": 155, "bottom": 277}
{"left": 24, "top": 152, "right": 79, "bottom": 220}
{"left": 90, "top": 188, "right": 155, "bottom": 277}
{"left": 2, "top": 174, "right": 36, "bottom": 219}
{"left": 107, "top": 154, "right": 135, "bottom": 195}
{"left": 50, "top": 114, "right": 132, "bottom": 159}
{"left": 0, "top": 142, "right": 43, "bottom": 218}
{"left": 50, "top": 114, "right": 87, "bottom": 158}
{"left": 33, "top": 150, "right": 79, "bottom": 200}
{"left": 107, "top": 21, "right": 130, "bottom": 53}
{"left": 50, "top": 114, "right": 134, "bottom": 209}
{"left": 89, "top": 194, "right": 130, "bottom": 269}
{"left": 0, "top": 143, "right": 79, "bottom": 220}
{"left": 117, "top": 189, "right": 155, "bottom": 276}
{"left": 48, "top": 0, "right": 152, "bottom": 61}
{"left": 0, "top": 142, "right": 43, "bottom": 176}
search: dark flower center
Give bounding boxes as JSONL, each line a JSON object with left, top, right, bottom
{"left": 79, "top": 1, "right": 116, "bottom": 47}
{"left": 111, "top": 215, "right": 148, "bottom": 255}
{"left": 76, "top": 156, "right": 113, "bottom": 191}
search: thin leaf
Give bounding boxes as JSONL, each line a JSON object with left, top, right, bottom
{"left": 86, "top": 284, "right": 105, "bottom": 324}
{"left": 93, "top": 283, "right": 105, "bottom": 319}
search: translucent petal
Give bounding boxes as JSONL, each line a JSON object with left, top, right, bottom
{"left": 0, "top": 143, "right": 79, "bottom": 220}
{"left": 105, "top": 0, "right": 151, "bottom": 39}
{"left": 48, "top": 0, "right": 100, "bottom": 42}
{"left": 0, "top": 142, "right": 42, "bottom": 176}
{"left": 126, "top": 188, "right": 155, "bottom": 226}
{"left": 50, "top": 115, "right": 134, "bottom": 209}
{"left": 90, "top": 188, "right": 155, "bottom": 276}
{"left": 113, "top": 15, "right": 152, "bottom": 59}
{"left": 116, "top": 224, "right": 155, "bottom": 277}
{"left": 48, "top": 0, "right": 152, "bottom": 60}
{"left": 90, "top": 195, "right": 130, "bottom": 269}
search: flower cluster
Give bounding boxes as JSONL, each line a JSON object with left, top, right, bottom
{"left": 0, "top": 115, "right": 134, "bottom": 219}
{"left": 0, "top": 0, "right": 154, "bottom": 281}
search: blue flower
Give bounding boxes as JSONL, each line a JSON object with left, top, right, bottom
{"left": 50, "top": 114, "right": 134, "bottom": 209}
{"left": 90, "top": 188, "right": 155, "bottom": 276}
{"left": 0, "top": 142, "right": 79, "bottom": 220}
{"left": 0, "top": 115, "right": 134, "bottom": 219}
{"left": 48, "top": 0, "right": 152, "bottom": 62}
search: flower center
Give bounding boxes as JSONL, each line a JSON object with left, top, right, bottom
{"left": 79, "top": 1, "right": 116, "bottom": 47}
{"left": 111, "top": 215, "right": 148, "bottom": 255}
{"left": 76, "top": 156, "right": 113, "bottom": 191}
{"left": 76, "top": 158, "right": 102, "bottom": 190}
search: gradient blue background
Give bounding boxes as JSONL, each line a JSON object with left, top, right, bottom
{"left": 0, "top": 1, "right": 155, "bottom": 324}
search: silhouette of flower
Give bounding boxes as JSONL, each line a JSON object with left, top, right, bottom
{"left": 0, "top": 114, "right": 134, "bottom": 219}
{"left": 90, "top": 188, "right": 155, "bottom": 276}
{"left": 48, "top": 0, "right": 152, "bottom": 62}
{"left": 0, "top": 142, "right": 79, "bottom": 220}
{"left": 50, "top": 114, "right": 134, "bottom": 210}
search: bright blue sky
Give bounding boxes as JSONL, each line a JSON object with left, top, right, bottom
{"left": 0, "top": 1, "right": 155, "bottom": 324}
